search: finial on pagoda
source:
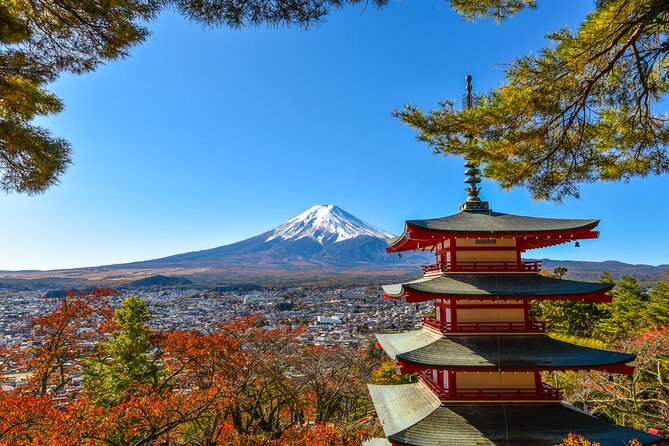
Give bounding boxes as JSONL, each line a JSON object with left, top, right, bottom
{"left": 460, "top": 161, "right": 489, "bottom": 211}
{"left": 465, "top": 74, "right": 473, "bottom": 109}
{"left": 459, "top": 74, "right": 489, "bottom": 212}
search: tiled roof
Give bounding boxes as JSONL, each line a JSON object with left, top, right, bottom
{"left": 375, "top": 330, "right": 634, "bottom": 369}
{"left": 382, "top": 274, "right": 612, "bottom": 299}
{"left": 369, "top": 383, "right": 662, "bottom": 446}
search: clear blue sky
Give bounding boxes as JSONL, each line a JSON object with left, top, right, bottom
{"left": 1, "top": 0, "right": 666, "bottom": 270}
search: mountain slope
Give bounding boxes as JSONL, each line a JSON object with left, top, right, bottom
{"left": 122, "top": 204, "right": 424, "bottom": 270}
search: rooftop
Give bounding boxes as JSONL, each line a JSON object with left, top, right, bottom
{"left": 375, "top": 330, "right": 635, "bottom": 371}
{"left": 387, "top": 211, "right": 600, "bottom": 252}
{"left": 382, "top": 274, "right": 613, "bottom": 302}
{"left": 368, "top": 383, "right": 661, "bottom": 446}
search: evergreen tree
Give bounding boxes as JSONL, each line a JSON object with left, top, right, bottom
{"left": 644, "top": 282, "right": 669, "bottom": 327}
{"left": 396, "top": 0, "right": 669, "bottom": 201}
{"left": 535, "top": 267, "right": 603, "bottom": 338}
{"left": 0, "top": 1, "right": 159, "bottom": 194}
{"left": 597, "top": 276, "right": 649, "bottom": 340}
{"left": 1, "top": 0, "right": 386, "bottom": 194}
{"left": 84, "top": 295, "right": 163, "bottom": 405}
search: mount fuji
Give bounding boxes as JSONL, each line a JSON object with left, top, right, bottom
{"left": 71, "top": 204, "right": 421, "bottom": 282}
{"left": 0, "top": 205, "right": 426, "bottom": 284}
{"left": 127, "top": 205, "right": 420, "bottom": 272}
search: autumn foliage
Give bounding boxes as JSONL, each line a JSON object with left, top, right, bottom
{"left": 559, "top": 433, "right": 642, "bottom": 446}
{"left": 0, "top": 290, "right": 377, "bottom": 445}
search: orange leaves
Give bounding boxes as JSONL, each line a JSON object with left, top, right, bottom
{"left": 275, "top": 424, "right": 366, "bottom": 446}
{"left": 559, "top": 434, "right": 642, "bottom": 446}
{"left": 0, "top": 395, "right": 102, "bottom": 446}
{"left": 3, "top": 301, "right": 375, "bottom": 445}
{"left": 24, "top": 288, "right": 118, "bottom": 396}
{"left": 560, "top": 433, "right": 601, "bottom": 445}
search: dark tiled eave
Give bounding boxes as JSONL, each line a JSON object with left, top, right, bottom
{"left": 369, "top": 383, "right": 662, "bottom": 446}
{"left": 382, "top": 274, "right": 613, "bottom": 302}
{"left": 407, "top": 211, "right": 599, "bottom": 234}
{"left": 386, "top": 211, "right": 600, "bottom": 252}
{"left": 375, "top": 330, "right": 635, "bottom": 371}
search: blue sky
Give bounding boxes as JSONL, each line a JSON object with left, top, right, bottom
{"left": 0, "top": 0, "right": 666, "bottom": 270}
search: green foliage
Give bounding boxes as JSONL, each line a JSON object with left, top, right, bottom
{"left": 396, "top": 0, "right": 669, "bottom": 201}
{"left": 449, "top": 0, "right": 536, "bottom": 22}
{"left": 172, "top": 0, "right": 389, "bottom": 28}
{"left": 0, "top": 0, "right": 158, "bottom": 193}
{"left": 644, "top": 282, "right": 669, "bottom": 327}
{"left": 541, "top": 300, "right": 604, "bottom": 338}
{"left": 598, "top": 272, "right": 615, "bottom": 284}
{"left": 84, "top": 295, "right": 163, "bottom": 405}
{"left": 0, "top": 0, "right": 388, "bottom": 194}
{"left": 551, "top": 266, "right": 568, "bottom": 279}
{"left": 596, "top": 276, "right": 649, "bottom": 340}
{"left": 535, "top": 267, "right": 604, "bottom": 338}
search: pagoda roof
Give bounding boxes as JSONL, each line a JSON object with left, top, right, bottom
{"left": 368, "top": 383, "right": 661, "bottom": 446}
{"left": 382, "top": 274, "right": 613, "bottom": 302}
{"left": 407, "top": 211, "right": 598, "bottom": 234}
{"left": 386, "top": 211, "right": 600, "bottom": 252}
{"left": 375, "top": 330, "right": 634, "bottom": 371}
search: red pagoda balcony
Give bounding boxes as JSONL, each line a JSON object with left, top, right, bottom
{"left": 421, "top": 260, "right": 541, "bottom": 276}
{"left": 421, "top": 317, "right": 547, "bottom": 334}
{"left": 418, "top": 372, "right": 561, "bottom": 402}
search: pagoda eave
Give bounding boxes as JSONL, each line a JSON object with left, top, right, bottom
{"left": 368, "top": 383, "right": 661, "bottom": 446}
{"left": 382, "top": 274, "right": 613, "bottom": 303}
{"left": 383, "top": 290, "right": 612, "bottom": 303}
{"left": 386, "top": 219, "right": 600, "bottom": 253}
{"left": 375, "top": 331, "right": 636, "bottom": 373}
{"left": 396, "top": 361, "right": 636, "bottom": 376}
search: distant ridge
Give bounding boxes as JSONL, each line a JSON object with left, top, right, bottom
{"left": 540, "top": 259, "right": 669, "bottom": 284}
{"left": 126, "top": 275, "right": 194, "bottom": 288}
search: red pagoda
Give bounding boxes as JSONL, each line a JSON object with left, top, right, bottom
{"left": 366, "top": 164, "right": 662, "bottom": 445}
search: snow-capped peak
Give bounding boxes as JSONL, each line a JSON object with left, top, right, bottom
{"left": 265, "top": 205, "right": 394, "bottom": 245}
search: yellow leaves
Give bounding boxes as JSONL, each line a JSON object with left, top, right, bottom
{"left": 370, "top": 358, "right": 411, "bottom": 385}
{"left": 547, "top": 332, "right": 609, "bottom": 350}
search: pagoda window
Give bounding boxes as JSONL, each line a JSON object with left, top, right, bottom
{"left": 455, "top": 249, "right": 517, "bottom": 263}
{"left": 456, "top": 299, "right": 527, "bottom": 324}
{"left": 457, "top": 307, "right": 526, "bottom": 323}
{"left": 456, "top": 371, "right": 535, "bottom": 390}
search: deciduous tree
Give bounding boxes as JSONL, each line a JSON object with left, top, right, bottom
{"left": 24, "top": 288, "right": 117, "bottom": 396}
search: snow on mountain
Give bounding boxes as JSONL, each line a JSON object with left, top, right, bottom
{"left": 265, "top": 204, "right": 394, "bottom": 245}
{"left": 104, "top": 204, "right": 424, "bottom": 277}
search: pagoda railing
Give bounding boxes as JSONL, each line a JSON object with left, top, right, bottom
{"left": 421, "top": 317, "right": 547, "bottom": 334}
{"left": 419, "top": 372, "right": 561, "bottom": 402}
{"left": 421, "top": 260, "right": 541, "bottom": 275}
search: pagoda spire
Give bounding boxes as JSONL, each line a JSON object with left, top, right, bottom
{"left": 459, "top": 74, "right": 489, "bottom": 212}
